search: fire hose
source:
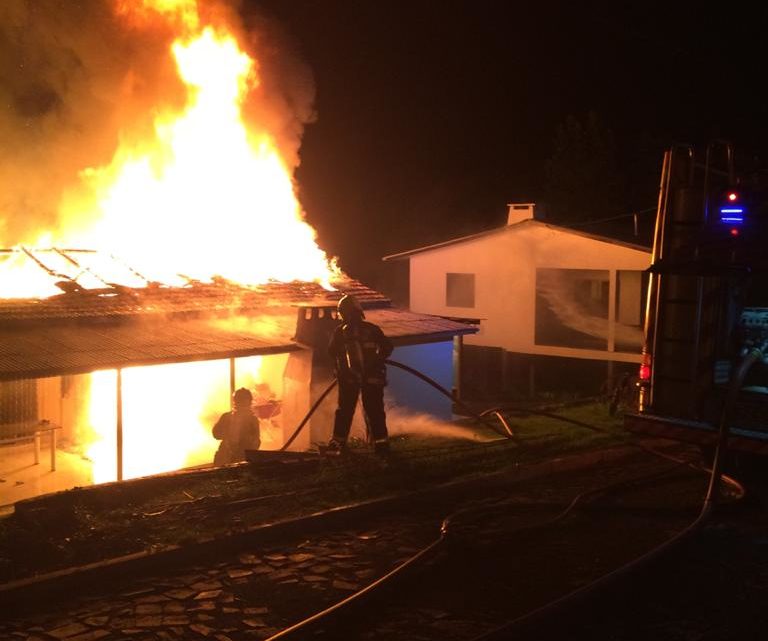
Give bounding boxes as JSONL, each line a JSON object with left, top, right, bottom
{"left": 269, "top": 345, "right": 763, "bottom": 640}
{"left": 468, "top": 343, "right": 766, "bottom": 641}
{"left": 279, "top": 359, "right": 517, "bottom": 452}
{"left": 384, "top": 359, "right": 516, "bottom": 439}
{"left": 703, "top": 343, "right": 767, "bottom": 508}
{"left": 279, "top": 379, "right": 338, "bottom": 452}
{"left": 263, "top": 441, "right": 717, "bottom": 641}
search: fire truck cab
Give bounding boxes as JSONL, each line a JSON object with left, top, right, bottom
{"left": 625, "top": 142, "right": 768, "bottom": 455}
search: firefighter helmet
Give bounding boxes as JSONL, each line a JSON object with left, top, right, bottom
{"left": 232, "top": 387, "right": 253, "bottom": 408}
{"left": 337, "top": 294, "right": 364, "bottom": 322}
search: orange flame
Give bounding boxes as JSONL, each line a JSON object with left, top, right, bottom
{"left": 56, "top": 1, "right": 335, "bottom": 287}
{"left": 115, "top": 0, "right": 201, "bottom": 31}
{"left": 85, "top": 354, "right": 287, "bottom": 483}
{"left": 1, "top": 1, "right": 337, "bottom": 483}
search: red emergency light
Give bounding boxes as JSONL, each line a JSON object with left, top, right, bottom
{"left": 639, "top": 353, "right": 652, "bottom": 382}
{"left": 719, "top": 189, "right": 745, "bottom": 224}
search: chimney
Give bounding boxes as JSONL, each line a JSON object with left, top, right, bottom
{"left": 506, "top": 202, "right": 536, "bottom": 225}
{"left": 293, "top": 303, "right": 339, "bottom": 348}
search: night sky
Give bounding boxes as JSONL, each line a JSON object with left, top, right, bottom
{"left": 246, "top": 1, "right": 767, "bottom": 286}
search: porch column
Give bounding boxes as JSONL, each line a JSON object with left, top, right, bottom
{"left": 229, "top": 357, "right": 236, "bottom": 407}
{"left": 116, "top": 369, "right": 123, "bottom": 482}
{"left": 607, "top": 270, "right": 618, "bottom": 384}
{"left": 608, "top": 269, "right": 617, "bottom": 353}
{"left": 452, "top": 335, "right": 464, "bottom": 401}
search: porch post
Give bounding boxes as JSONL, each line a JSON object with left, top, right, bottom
{"left": 116, "top": 368, "right": 123, "bottom": 482}
{"left": 229, "top": 357, "right": 236, "bottom": 407}
{"left": 452, "top": 335, "right": 464, "bottom": 401}
{"left": 608, "top": 269, "right": 617, "bottom": 353}
{"left": 607, "top": 270, "right": 618, "bottom": 385}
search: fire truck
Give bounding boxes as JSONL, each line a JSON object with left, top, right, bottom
{"left": 624, "top": 142, "right": 768, "bottom": 456}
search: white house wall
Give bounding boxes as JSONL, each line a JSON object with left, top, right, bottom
{"left": 409, "top": 224, "right": 651, "bottom": 362}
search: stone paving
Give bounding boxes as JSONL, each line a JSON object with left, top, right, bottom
{"left": 0, "top": 514, "right": 436, "bottom": 641}
{"left": 1, "top": 453, "right": 709, "bottom": 641}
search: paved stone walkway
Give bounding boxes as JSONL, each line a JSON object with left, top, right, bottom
{"left": 2, "top": 453, "right": 715, "bottom": 641}
{"left": 0, "top": 514, "right": 436, "bottom": 641}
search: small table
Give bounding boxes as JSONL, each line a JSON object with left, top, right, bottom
{"left": 0, "top": 421, "right": 62, "bottom": 472}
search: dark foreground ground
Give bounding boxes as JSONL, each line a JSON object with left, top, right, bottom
{"left": 0, "top": 404, "right": 766, "bottom": 640}
{"left": 0, "top": 404, "right": 621, "bottom": 583}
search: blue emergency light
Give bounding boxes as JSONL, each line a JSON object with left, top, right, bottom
{"left": 719, "top": 190, "right": 745, "bottom": 224}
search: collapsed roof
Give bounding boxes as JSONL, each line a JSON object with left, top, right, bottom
{"left": 0, "top": 248, "right": 475, "bottom": 381}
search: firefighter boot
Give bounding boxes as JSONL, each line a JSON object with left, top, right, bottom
{"left": 373, "top": 439, "right": 390, "bottom": 459}
{"left": 324, "top": 438, "right": 347, "bottom": 456}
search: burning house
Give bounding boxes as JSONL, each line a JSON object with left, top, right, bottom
{"left": 0, "top": 2, "right": 475, "bottom": 506}
{"left": 0, "top": 251, "right": 473, "bottom": 506}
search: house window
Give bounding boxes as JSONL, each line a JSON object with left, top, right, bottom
{"left": 535, "top": 268, "right": 609, "bottom": 350}
{"left": 446, "top": 273, "right": 475, "bottom": 308}
{"left": 535, "top": 269, "right": 647, "bottom": 352}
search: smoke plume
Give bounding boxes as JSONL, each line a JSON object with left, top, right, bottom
{"left": 0, "top": 0, "right": 316, "bottom": 246}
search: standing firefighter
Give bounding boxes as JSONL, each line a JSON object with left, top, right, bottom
{"left": 212, "top": 387, "right": 261, "bottom": 465}
{"left": 328, "top": 294, "right": 394, "bottom": 456}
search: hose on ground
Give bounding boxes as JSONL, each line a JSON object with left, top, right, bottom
{"left": 262, "top": 445, "right": 712, "bottom": 641}
{"left": 265, "top": 346, "right": 762, "bottom": 640}
{"left": 263, "top": 532, "right": 444, "bottom": 640}
{"left": 704, "top": 345, "right": 765, "bottom": 508}
{"left": 486, "top": 404, "right": 735, "bottom": 483}
{"left": 384, "top": 359, "right": 518, "bottom": 440}
{"left": 469, "top": 344, "right": 765, "bottom": 641}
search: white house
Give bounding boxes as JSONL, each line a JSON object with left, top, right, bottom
{"left": 383, "top": 204, "right": 652, "bottom": 397}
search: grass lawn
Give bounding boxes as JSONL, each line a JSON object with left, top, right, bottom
{"left": 0, "top": 401, "right": 627, "bottom": 582}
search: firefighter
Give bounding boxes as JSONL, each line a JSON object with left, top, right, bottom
{"left": 327, "top": 294, "right": 394, "bottom": 456}
{"left": 212, "top": 387, "right": 261, "bottom": 465}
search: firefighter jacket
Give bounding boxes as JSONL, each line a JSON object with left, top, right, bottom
{"left": 328, "top": 320, "right": 393, "bottom": 386}
{"left": 212, "top": 409, "right": 261, "bottom": 465}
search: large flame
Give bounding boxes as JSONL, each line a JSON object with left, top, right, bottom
{"left": 1, "top": 0, "right": 336, "bottom": 483}
{"left": 85, "top": 354, "right": 287, "bottom": 483}
{"left": 59, "top": 2, "right": 334, "bottom": 286}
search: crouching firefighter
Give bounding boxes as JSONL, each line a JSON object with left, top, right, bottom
{"left": 212, "top": 387, "right": 261, "bottom": 465}
{"left": 327, "top": 294, "right": 394, "bottom": 456}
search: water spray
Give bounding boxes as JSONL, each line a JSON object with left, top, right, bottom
{"left": 279, "top": 359, "right": 517, "bottom": 452}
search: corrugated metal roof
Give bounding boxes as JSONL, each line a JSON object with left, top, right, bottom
{"left": 0, "top": 314, "right": 300, "bottom": 381}
{"left": 0, "top": 274, "right": 388, "bottom": 324}
{"left": 0, "top": 308, "right": 476, "bottom": 381}
{"left": 0, "top": 249, "right": 477, "bottom": 380}
{"left": 366, "top": 309, "right": 477, "bottom": 344}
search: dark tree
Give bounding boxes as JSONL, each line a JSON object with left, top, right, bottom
{"left": 543, "top": 111, "right": 625, "bottom": 223}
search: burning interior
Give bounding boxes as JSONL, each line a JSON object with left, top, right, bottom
{"left": 0, "top": 256, "right": 473, "bottom": 506}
